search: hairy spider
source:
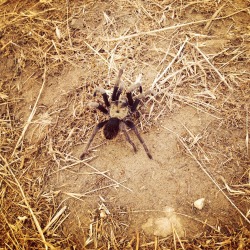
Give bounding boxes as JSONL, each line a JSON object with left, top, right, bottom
{"left": 80, "top": 66, "right": 152, "bottom": 159}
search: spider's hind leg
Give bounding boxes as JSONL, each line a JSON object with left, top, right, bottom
{"left": 120, "top": 122, "right": 137, "bottom": 152}
{"left": 124, "top": 120, "right": 152, "bottom": 159}
{"left": 80, "top": 120, "right": 108, "bottom": 159}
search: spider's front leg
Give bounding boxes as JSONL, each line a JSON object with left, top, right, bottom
{"left": 126, "top": 81, "right": 141, "bottom": 106}
{"left": 126, "top": 74, "right": 144, "bottom": 112}
{"left": 80, "top": 120, "right": 108, "bottom": 159}
{"left": 94, "top": 87, "right": 110, "bottom": 107}
{"left": 112, "top": 66, "right": 125, "bottom": 101}
{"left": 88, "top": 102, "right": 108, "bottom": 115}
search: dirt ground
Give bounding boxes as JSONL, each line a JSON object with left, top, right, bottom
{"left": 1, "top": 0, "right": 250, "bottom": 249}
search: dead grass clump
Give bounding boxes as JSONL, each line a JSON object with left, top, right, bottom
{"left": 0, "top": 70, "right": 68, "bottom": 248}
{"left": 0, "top": 0, "right": 86, "bottom": 77}
{"left": 0, "top": 118, "right": 69, "bottom": 248}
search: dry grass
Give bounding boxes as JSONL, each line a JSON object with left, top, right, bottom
{"left": 0, "top": 0, "right": 250, "bottom": 249}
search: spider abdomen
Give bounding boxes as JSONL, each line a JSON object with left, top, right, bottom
{"left": 103, "top": 117, "right": 120, "bottom": 139}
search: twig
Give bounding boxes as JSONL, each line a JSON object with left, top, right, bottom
{"left": 42, "top": 206, "right": 67, "bottom": 233}
{"left": 204, "top": 3, "right": 226, "bottom": 31}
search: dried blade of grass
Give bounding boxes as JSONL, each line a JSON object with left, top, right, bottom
{"left": 111, "top": 228, "right": 118, "bottom": 250}
{"left": 0, "top": 92, "right": 8, "bottom": 99}
{"left": 204, "top": 3, "right": 226, "bottom": 31}
{"left": 48, "top": 159, "right": 96, "bottom": 175}
{"left": 11, "top": 65, "right": 47, "bottom": 157}
{"left": 127, "top": 236, "right": 135, "bottom": 249}
{"left": 0, "top": 7, "right": 56, "bottom": 29}
{"left": 175, "top": 212, "right": 220, "bottom": 232}
{"left": 51, "top": 212, "right": 70, "bottom": 234}
{"left": 1, "top": 211, "right": 19, "bottom": 248}
{"left": 0, "top": 0, "right": 8, "bottom": 6}
{"left": 140, "top": 236, "right": 171, "bottom": 247}
{"left": 187, "top": 41, "right": 232, "bottom": 90}
{"left": 173, "top": 228, "right": 177, "bottom": 250}
{"left": 84, "top": 41, "right": 134, "bottom": 85}
{"left": 131, "top": 209, "right": 219, "bottom": 232}
{"left": 152, "top": 37, "right": 188, "bottom": 89}
{"left": 158, "top": 45, "right": 228, "bottom": 87}
{"left": 246, "top": 106, "right": 249, "bottom": 156}
{"left": 51, "top": 40, "right": 62, "bottom": 62}
{"left": 173, "top": 227, "right": 185, "bottom": 250}
{"left": 154, "top": 236, "right": 158, "bottom": 250}
{"left": 84, "top": 41, "right": 109, "bottom": 66}
{"left": 136, "top": 230, "right": 140, "bottom": 250}
{"left": 81, "top": 160, "right": 133, "bottom": 192}
{"left": 64, "top": 182, "right": 127, "bottom": 200}
{"left": 162, "top": 126, "right": 250, "bottom": 225}
{"left": 220, "top": 49, "right": 246, "bottom": 69}
{"left": 66, "top": 0, "right": 73, "bottom": 47}
{"left": 220, "top": 176, "right": 246, "bottom": 195}
{"left": 168, "top": 93, "right": 221, "bottom": 119}
{"left": 42, "top": 206, "right": 67, "bottom": 233}
{"left": 0, "top": 155, "right": 53, "bottom": 250}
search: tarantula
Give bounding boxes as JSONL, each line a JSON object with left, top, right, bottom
{"left": 80, "top": 66, "right": 152, "bottom": 159}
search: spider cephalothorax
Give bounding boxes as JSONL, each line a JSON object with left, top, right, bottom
{"left": 80, "top": 66, "right": 152, "bottom": 159}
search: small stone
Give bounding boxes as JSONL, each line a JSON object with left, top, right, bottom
{"left": 194, "top": 198, "right": 205, "bottom": 210}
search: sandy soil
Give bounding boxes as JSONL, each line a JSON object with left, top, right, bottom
{"left": 1, "top": 0, "right": 249, "bottom": 248}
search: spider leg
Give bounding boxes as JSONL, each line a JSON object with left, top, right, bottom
{"left": 89, "top": 102, "right": 108, "bottom": 115}
{"left": 126, "top": 92, "right": 134, "bottom": 106}
{"left": 126, "top": 83, "right": 140, "bottom": 106}
{"left": 120, "top": 122, "right": 137, "bottom": 152}
{"left": 94, "top": 87, "right": 110, "bottom": 107}
{"left": 124, "top": 120, "right": 152, "bottom": 159}
{"left": 115, "top": 81, "right": 124, "bottom": 101}
{"left": 129, "top": 89, "right": 152, "bottom": 112}
{"left": 131, "top": 98, "right": 140, "bottom": 112}
{"left": 80, "top": 120, "right": 108, "bottom": 159}
{"left": 126, "top": 74, "right": 142, "bottom": 107}
{"left": 112, "top": 67, "right": 124, "bottom": 101}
